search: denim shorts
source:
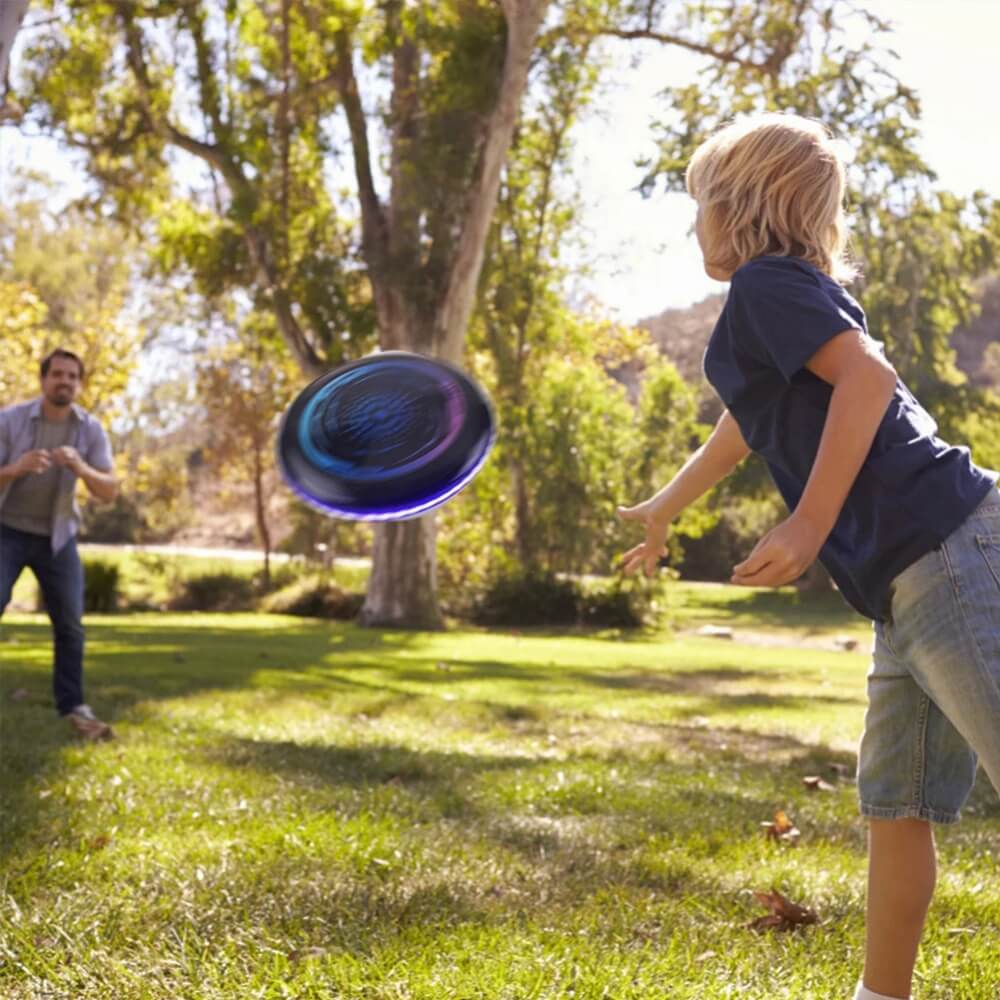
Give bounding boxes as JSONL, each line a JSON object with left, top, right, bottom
{"left": 857, "top": 485, "right": 1000, "bottom": 824}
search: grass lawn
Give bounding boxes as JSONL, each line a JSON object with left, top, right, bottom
{"left": 1, "top": 586, "right": 997, "bottom": 999}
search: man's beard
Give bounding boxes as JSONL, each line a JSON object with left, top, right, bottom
{"left": 48, "top": 390, "right": 73, "bottom": 407}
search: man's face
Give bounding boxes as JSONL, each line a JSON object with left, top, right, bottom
{"left": 41, "top": 358, "right": 83, "bottom": 408}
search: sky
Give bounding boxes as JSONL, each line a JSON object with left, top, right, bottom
{"left": 2, "top": 0, "right": 999, "bottom": 325}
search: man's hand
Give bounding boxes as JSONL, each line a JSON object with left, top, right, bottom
{"left": 50, "top": 446, "right": 85, "bottom": 475}
{"left": 617, "top": 499, "right": 670, "bottom": 578}
{"left": 14, "top": 449, "right": 52, "bottom": 475}
{"left": 731, "top": 512, "right": 828, "bottom": 587}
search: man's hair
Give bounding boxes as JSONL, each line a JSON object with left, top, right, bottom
{"left": 40, "top": 349, "right": 85, "bottom": 380}
{"left": 686, "top": 112, "right": 858, "bottom": 284}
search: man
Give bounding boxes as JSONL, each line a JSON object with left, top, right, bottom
{"left": 0, "top": 349, "right": 119, "bottom": 740}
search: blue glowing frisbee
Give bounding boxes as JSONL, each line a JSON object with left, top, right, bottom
{"left": 277, "top": 351, "right": 496, "bottom": 521}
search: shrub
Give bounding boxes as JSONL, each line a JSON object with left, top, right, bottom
{"left": 169, "top": 572, "right": 256, "bottom": 612}
{"left": 259, "top": 574, "right": 364, "bottom": 619}
{"left": 473, "top": 570, "right": 581, "bottom": 627}
{"left": 83, "top": 559, "right": 120, "bottom": 613}
{"left": 579, "top": 577, "right": 648, "bottom": 629}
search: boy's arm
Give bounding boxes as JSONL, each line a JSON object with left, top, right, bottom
{"left": 645, "top": 408, "right": 751, "bottom": 525}
{"left": 732, "top": 329, "right": 896, "bottom": 586}
{"left": 619, "top": 408, "right": 750, "bottom": 577}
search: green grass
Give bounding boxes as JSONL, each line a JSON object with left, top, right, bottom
{"left": 1, "top": 587, "right": 998, "bottom": 999}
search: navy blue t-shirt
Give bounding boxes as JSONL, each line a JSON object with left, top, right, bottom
{"left": 703, "top": 254, "right": 999, "bottom": 622}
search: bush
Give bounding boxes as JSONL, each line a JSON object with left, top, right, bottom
{"left": 259, "top": 574, "right": 365, "bottom": 619}
{"left": 169, "top": 572, "right": 256, "bottom": 612}
{"left": 80, "top": 559, "right": 120, "bottom": 613}
{"left": 473, "top": 570, "right": 581, "bottom": 627}
{"left": 579, "top": 577, "right": 651, "bottom": 629}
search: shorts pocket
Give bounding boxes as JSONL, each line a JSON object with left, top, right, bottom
{"left": 975, "top": 533, "right": 1000, "bottom": 591}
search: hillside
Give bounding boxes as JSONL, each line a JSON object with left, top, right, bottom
{"left": 636, "top": 273, "right": 999, "bottom": 398}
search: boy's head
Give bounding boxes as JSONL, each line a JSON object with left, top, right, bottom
{"left": 686, "top": 112, "right": 856, "bottom": 284}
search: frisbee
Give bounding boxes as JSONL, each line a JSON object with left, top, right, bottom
{"left": 277, "top": 351, "right": 496, "bottom": 521}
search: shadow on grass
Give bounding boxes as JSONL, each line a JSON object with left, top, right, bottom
{"left": 0, "top": 614, "right": 432, "bottom": 861}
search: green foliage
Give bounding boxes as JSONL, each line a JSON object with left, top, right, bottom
{"left": 675, "top": 493, "right": 786, "bottom": 582}
{"left": 578, "top": 574, "right": 660, "bottom": 628}
{"left": 279, "top": 500, "right": 371, "bottom": 561}
{"left": 472, "top": 566, "right": 661, "bottom": 628}
{"left": 82, "top": 560, "right": 120, "bottom": 614}
{"left": 473, "top": 569, "right": 581, "bottom": 626}
{"left": 851, "top": 193, "right": 1000, "bottom": 395}
{"left": 168, "top": 572, "right": 256, "bottom": 612}
{"left": 258, "top": 574, "right": 365, "bottom": 619}
{"left": 0, "top": 189, "right": 143, "bottom": 420}
{"left": 930, "top": 384, "right": 1000, "bottom": 475}
{"left": 436, "top": 452, "right": 516, "bottom": 618}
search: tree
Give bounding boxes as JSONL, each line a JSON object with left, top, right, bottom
{"left": 195, "top": 317, "right": 300, "bottom": 587}
{"left": 20, "top": 0, "right": 551, "bottom": 627}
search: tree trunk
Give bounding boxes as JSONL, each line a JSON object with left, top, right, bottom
{"left": 510, "top": 453, "right": 533, "bottom": 569}
{"left": 253, "top": 441, "right": 271, "bottom": 589}
{"left": 359, "top": 514, "right": 442, "bottom": 628}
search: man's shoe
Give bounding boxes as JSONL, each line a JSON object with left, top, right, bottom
{"left": 66, "top": 704, "right": 114, "bottom": 741}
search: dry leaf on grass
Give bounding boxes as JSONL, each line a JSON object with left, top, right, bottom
{"left": 748, "top": 888, "right": 818, "bottom": 932}
{"left": 761, "top": 809, "right": 800, "bottom": 845}
{"left": 8, "top": 688, "right": 30, "bottom": 702}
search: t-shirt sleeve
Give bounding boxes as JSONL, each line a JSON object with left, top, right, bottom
{"left": 85, "top": 421, "right": 114, "bottom": 473}
{"left": 729, "top": 261, "right": 864, "bottom": 383}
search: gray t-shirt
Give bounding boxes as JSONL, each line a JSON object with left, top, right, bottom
{"left": 0, "top": 417, "right": 76, "bottom": 536}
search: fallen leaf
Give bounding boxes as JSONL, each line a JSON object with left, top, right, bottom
{"left": 802, "top": 775, "right": 836, "bottom": 792}
{"left": 88, "top": 834, "right": 111, "bottom": 851}
{"left": 8, "top": 688, "right": 30, "bottom": 702}
{"left": 761, "top": 808, "right": 800, "bottom": 845}
{"left": 748, "top": 888, "right": 818, "bottom": 932}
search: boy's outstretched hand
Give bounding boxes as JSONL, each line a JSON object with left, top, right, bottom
{"left": 616, "top": 500, "right": 670, "bottom": 578}
{"left": 731, "top": 512, "right": 826, "bottom": 587}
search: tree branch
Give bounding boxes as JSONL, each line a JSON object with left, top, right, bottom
{"left": 117, "top": 2, "right": 325, "bottom": 375}
{"left": 117, "top": 3, "right": 233, "bottom": 181}
{"left": 333, "top": 29, "right": 390, "bottom": 292}
{"left": 599, "top": 27, "right": 766, "bottom": 75}
{"left": 435, "top": 0, "right": 549, "bottom": 363}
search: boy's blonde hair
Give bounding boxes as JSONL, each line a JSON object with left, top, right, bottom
{"left": 686, "top": 112, "right": 858, "bottom": 283}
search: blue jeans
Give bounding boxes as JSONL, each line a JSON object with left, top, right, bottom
{"left": 0, "top": 523, "right": 86, "bottom": 715}
{"left": 858, "top": 487, "right": 1000, "bottom": 823}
